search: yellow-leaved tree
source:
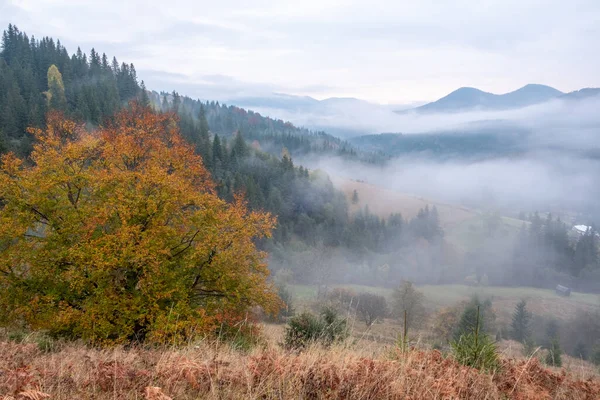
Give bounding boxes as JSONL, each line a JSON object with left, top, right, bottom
{"left": 45, "top": 64, "right": 67, "bottom": 111}
{"left": 0, "top": 104, "right": 279, "bottom": 345}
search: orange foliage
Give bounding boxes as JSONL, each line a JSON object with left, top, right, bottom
{"left": 0, "top": 104, "right": 279, "bottom": 345}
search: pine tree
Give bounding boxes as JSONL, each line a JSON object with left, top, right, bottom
{"left": 510, "top": 300, "right": 532, "bottom": 343}
{"left": 232, "top": 130, "right": 248, "bottom": 158}
{"left": 139, "top": 80, "right": 150, "bottom": 107}
{"left": 171, "top": 90, "right": 181, "bottom": 113}
{"left": 161, "top": 94, "right": 169, "bottom": 111}
{"left": 212, "top": 134, "right": 223, "bottom": 165}
{"left": 351, "top": 189, "right": 359, "bottom": 204}
{"left": 198, "top": 104, "right": 212, "bottom": 167}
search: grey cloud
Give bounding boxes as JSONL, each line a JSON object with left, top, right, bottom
{"left": 3, "top": 0, "right": 600, "bottom": 103}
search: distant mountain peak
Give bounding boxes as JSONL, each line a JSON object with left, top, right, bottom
{"left": 403, "top": 84, "right": 564, "bottom": 114}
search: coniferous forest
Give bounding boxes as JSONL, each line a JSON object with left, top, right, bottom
{"left": 0, "top": 24, "right": 141, "bottom": 156}
{"left": 0, "top": 24, "right": 597, "bottom": 290}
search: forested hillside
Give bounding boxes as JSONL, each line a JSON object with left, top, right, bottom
{"left": 150, "top": 91, "right": 380, "bottom": 162}
{"left": 148, "top": 92, "right": 446, "bottom": 284}
{"left": 0, "top": 24, "right": 142, "bottom": 155}
{"left": 350, "top": 127, "right": 529, "bottom": 160}
{"left": 0, "top": 25, "right": 444, "bottom": 287}
{"left": 0, "top": 24, "right": 596, "bottom": 290}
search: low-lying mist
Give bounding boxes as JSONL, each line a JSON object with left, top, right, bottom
{"left": 289, "top": 96, "right": 600, "bottom": 220}
{"left": 301, "top": 151, "right": 599, "bottom": 219}
{"left": 245, "top": 94, "right": 600, "bottom": 141}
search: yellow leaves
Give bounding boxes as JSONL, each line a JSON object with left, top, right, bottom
{"left": 0, "top": 104, "right": 278, "bottom": 345}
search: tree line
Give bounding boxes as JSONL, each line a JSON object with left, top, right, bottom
{"left": 0, "top": 24, "right": 142, "bottom": 155}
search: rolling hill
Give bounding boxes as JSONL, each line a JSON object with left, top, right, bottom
{"left": 403, "top": 84, "right": 564, "bottom": 113}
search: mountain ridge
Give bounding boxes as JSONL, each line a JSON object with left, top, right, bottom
{"left": 401, "top": 84, "right": 566, "bottom": 114}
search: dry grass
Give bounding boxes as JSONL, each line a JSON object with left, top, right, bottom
{"left": 1, "top": 336, "right": 599, "bottom": 399}
{"left": 332, "top": 176, "right": 475, "bottom": 228}
{"left": 498, "top": 340, "right": 599, "bottom": 381}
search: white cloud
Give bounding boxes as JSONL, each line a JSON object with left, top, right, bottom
{"left": 2, "top": 0, "right": 600, "bottom": 103}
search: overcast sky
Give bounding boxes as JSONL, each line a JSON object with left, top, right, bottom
{"left": 2, "top": 0, "right": 599, "bottom": 104}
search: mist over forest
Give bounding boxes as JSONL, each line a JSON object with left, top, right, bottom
{"left": 1, "top": 16, "right": 600, "bottom": 396}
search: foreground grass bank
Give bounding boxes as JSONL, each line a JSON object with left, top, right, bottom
{"left": 1, "top": 339, "right": 599, "bottom": 399}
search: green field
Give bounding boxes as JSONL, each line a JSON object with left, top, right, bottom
{"left": 289, "top": 283, "right": 599, "bottom": 322}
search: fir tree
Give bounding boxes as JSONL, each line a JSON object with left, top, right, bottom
{"left": 139, "top": 80, "right": 150, "bottom": 107}
{"left": 510, "top": 300, "right": 532, "bottom": 343}
{"left": 352, "top": 189, "right": 359, "bottom": 204}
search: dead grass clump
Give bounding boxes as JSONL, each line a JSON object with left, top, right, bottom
{"left": 0, "top": 340, "right": 598, "bottom": 399}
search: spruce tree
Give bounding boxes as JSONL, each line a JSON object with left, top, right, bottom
{"left": 139, "top": 80, "right": 150, "bottom": 107}
{"left": 198, "top": 104, "right": 212, "bottom": 167}
{"left": 510, "top": 300, "right": 532, "bottom": 343}
{"left": 212, "top": 134, "right": 223, "bottom": 165}
{"left": 352, "top": 189, "right": 359, "bottom": 204}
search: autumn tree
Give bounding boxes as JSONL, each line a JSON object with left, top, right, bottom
{"left": 46, "top": 65, "right": 67, "bottom": 111}
{"left": 0, "top": 104, "right": 279, "bottom": 345}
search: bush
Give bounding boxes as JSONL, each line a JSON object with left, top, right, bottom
{"left": 355, "top": 292, "right": 388, "bottom": 327}
{"left": 450, "top": 305, "right": 499, "bottom": 372}
{"left": 453, "top": 297, "right": 495, "bottom": 342}
{"left": 216, "top": 315, "right": 264, "bottom": 352}
{"left": 451, "top": 332, "right": 500, "bottom": 372}
{"left": 573, "top": 342, "right": 588, "bottom": 360}
{"left": 591, "top": 346, "right": 600, "bottom": 366}
{"left": 522, "top": 337, "right": 538, "bottom": 358}
{"left": 432, "top": 306, "right": 461, "bottom": 344}
{"left": 284, "top": 307, "right": 347, "bottom": 349}
{"left": 545, "top": 338, "right": 562, "bottom": 367}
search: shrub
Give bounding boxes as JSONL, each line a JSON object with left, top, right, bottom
{"left": 320, "top": 307, "right": 349, "bottom": 345}
{"left": 451, "top": 332, "right": 500, "bottom": 372}
{"left": 8, "top": 330, "right": 26, "bottom": 343}
{"left": 451, "top": 305, "right": 499, "bottom": 372}
{"left": 453, "top": 297, "right": 495, "bottom": 342}
{"left": 432, "top": 306, "right": 461, "bottom": 344}
{"left": 284, "top": 307, "right": 347, "bottom": 349}
{"left": 392, "top": 280, "right": 426, "bottom": 330}
{"left": 545, "top": 320, "right": 560, "bottom": 346}
{"left": 355, "top": 292, "right": 388, "bottom": 327}
{"left": 216, "top": 316, "right": 263, "bottom": 352}
{"left": 573, "top": 342, "right": 588, "bottom": 360}
{"left": 591, "top": 346, "right": 600, "bottom": 366}
{"left": 522, "top": 337, "right": 538, "bottom": 358}
{"left": 545, "top": 338, "right": 563, "bottom": 367}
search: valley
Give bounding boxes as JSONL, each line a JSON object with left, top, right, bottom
{"left": 0, "top": 14, "right": 599, "bottom": 399}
